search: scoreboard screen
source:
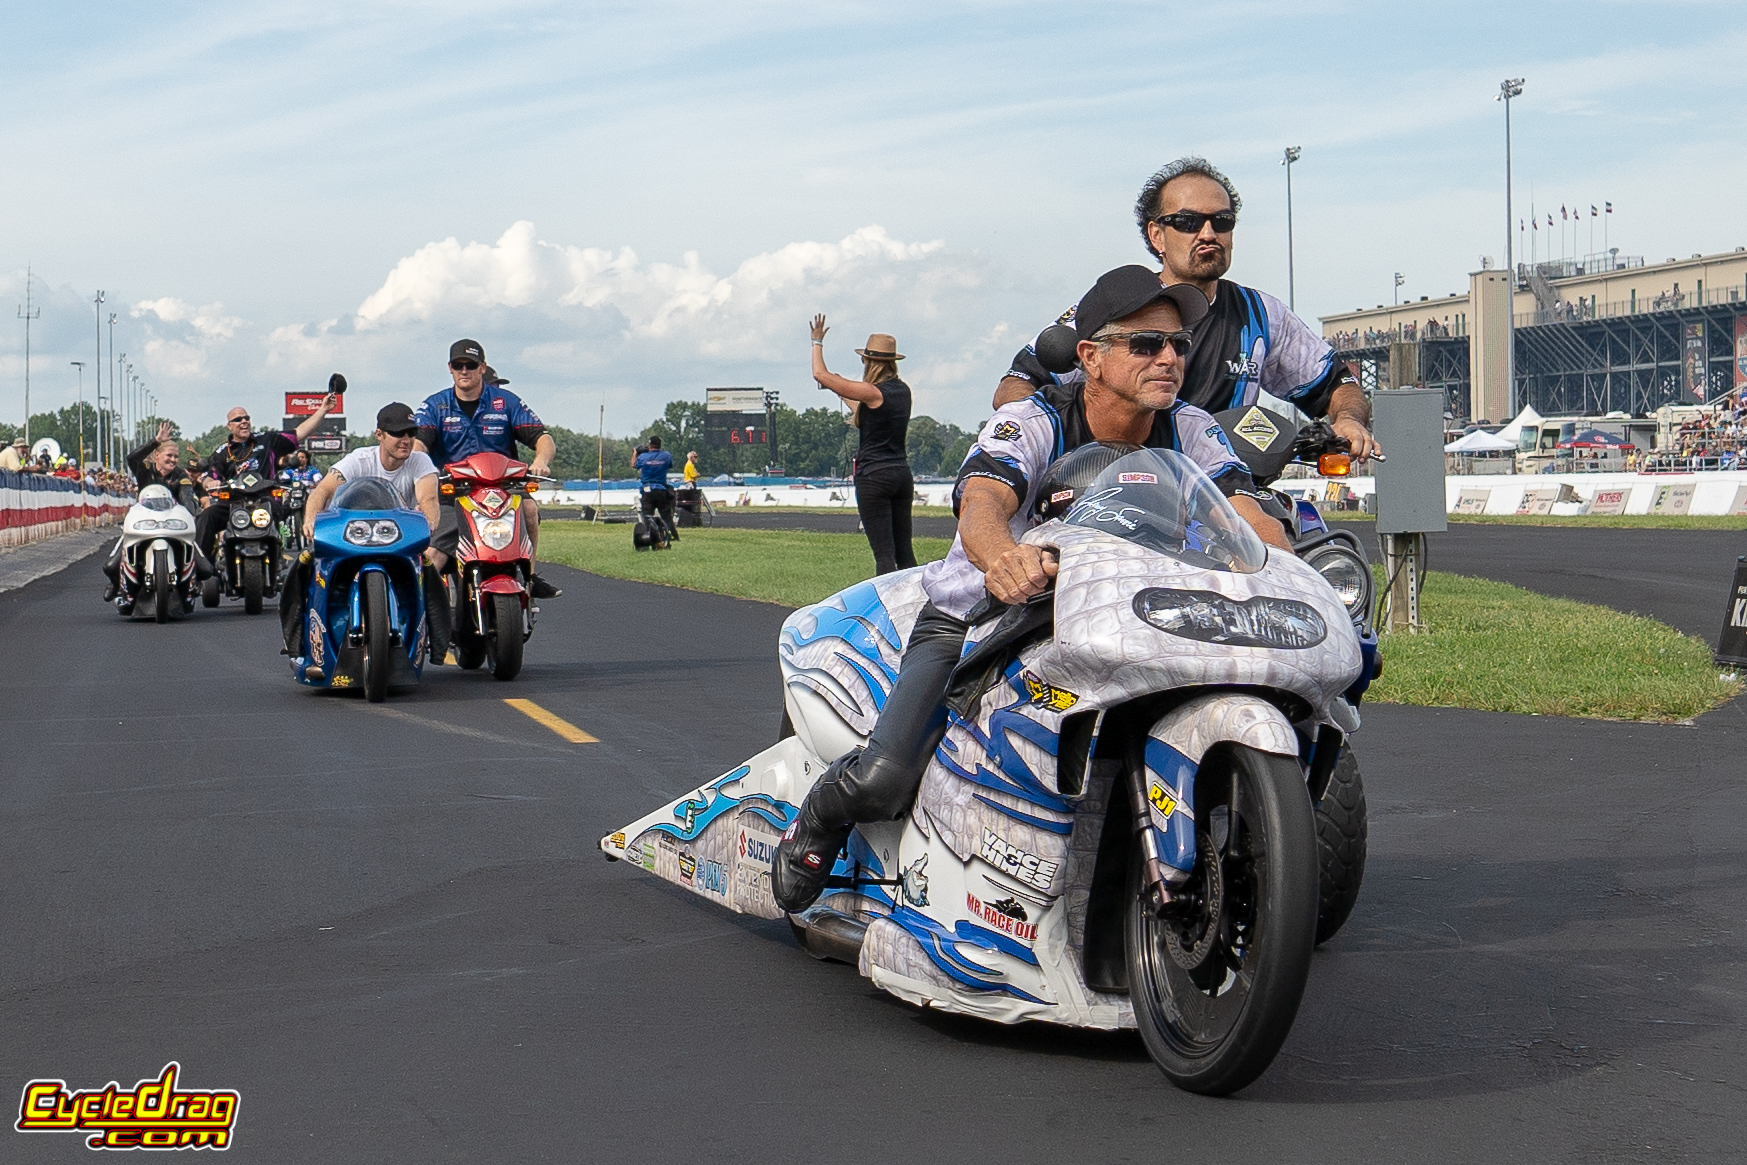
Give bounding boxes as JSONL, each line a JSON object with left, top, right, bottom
{"left": 705, "top": 413, "right": 769, "bottom": 447}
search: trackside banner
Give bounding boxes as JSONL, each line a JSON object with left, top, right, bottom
{"left": 0, "top": 471, "right": 132, "bottom": 548}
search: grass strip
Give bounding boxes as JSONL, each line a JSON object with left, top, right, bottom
{"left": 538, "top": 521, "right": 952, "bottom": 609}
{"left": 539, "top": 522, "right": 1738, "bottom": 721}
{"left": 1368, "top": 570, "right": 1739, "bottom": 721}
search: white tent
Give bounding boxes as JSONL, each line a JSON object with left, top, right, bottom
{"left": 1494, "top": 406, "right": 1542, "bottom": 446}
{"left": 1444, "top": 429, "right": 1517, "bottom": 453}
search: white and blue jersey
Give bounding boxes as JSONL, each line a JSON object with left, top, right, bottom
{"left": 1006, "top": 278, "right": 1355, "bottom": 418}
{"left": 413, "top": 386, "right": 547, "bottom": 467}
{"left": 921, "top": 389, "right": 1259, "bottom": 620}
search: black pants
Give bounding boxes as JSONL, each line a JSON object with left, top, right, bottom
{"left": 854, "top": 463, "right": 915, "bottom": 575}
{"left": 195, "top": 505, "right": 228, "bottom": 561}
{"left": 803, "top": 603, "right": 969, "bottom": 828}
{"left": 641, "top": 486, "right": 676, "bottom": 536}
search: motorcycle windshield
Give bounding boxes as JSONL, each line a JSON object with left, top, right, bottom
{"left": 1060, "top": 448, "right": 1267, "bottom": 573}
{"left": 332, "top": 477, "right": 403, "bottom": 511}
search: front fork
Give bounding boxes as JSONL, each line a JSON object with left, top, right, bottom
{"left": 1128, "top": 735, "right": 1200, "bottom": 914}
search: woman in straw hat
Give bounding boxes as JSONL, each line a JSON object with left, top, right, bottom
{"left": 810, "top": 313, "right": 916, "bottom": 574}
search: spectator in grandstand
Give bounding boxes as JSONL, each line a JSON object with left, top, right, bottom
{"left": 0, "top": 438, "right": 24, "bottom": 472}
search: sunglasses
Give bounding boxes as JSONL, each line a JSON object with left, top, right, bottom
{"left": 1153, "top": 210, "right": 1237, "bottom": 234}
{"left": 382, "top": 428, "right": 417, "bottom": 439}
{"left": 451, "top": 360, "right": 480, "bottom": 371}
{"left": 229, "top": 416, "right": 250, "bottom": 424}
{"left": 1096, "top": 330, "right": 1193, "bottom": 358}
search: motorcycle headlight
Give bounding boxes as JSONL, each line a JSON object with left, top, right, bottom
{"left": 1133, "top": 588, "right": 1327, "bottom": 650}
{"left": 1305, "top": 547, "right": 1371, "bottom": 617}
{"left": 344, "top": 519, "right": 402, "bottom": 546}
{"left": 160, "top": 518, "right": 190, "bottom": 532}
{"left": 134, "top": 519, "right": 160, "bottom": 531}
{"left": 230, "top": 507, "right": 251, "bottom": 529}
{"left": 251, "top": 508, "right": 271, "bottom": 528}
{"left": 477, "top": 516, "right": 515, "bottom": 550}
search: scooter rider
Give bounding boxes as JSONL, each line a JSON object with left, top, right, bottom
{"left": 413, "top": 339, "right": 563, "bottom": 599}
{"left": 196, "top": 393, "right": 340, "bottom": 561}
{"left": 771, "top": 265, "right": 1293, "bottom": 913}
{"left": 634, "top": 435, "right": 677, "bottom": 540}
{"left": 102, "top": 422, "right": 214, "bottom": 600}
{"left": 994, "top": 156, "right": 1380, "bottom": 463}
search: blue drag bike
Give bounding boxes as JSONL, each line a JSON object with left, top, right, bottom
{"left": 283, "top": 477, "right": 431, "bottom": 702}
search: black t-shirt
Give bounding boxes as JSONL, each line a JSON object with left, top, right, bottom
{"left": 210, "top": 432, "right": 298, "bottom": 481}
{"left": 126, "top": 438, "right": 206, "bottom": 511}
{"left": 854, "top": 377, "right": 912, "bottom": 475}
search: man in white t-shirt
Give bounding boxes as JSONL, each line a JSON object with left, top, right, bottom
{"left": 302, "top": 402, "right": 440, "bottom": 546}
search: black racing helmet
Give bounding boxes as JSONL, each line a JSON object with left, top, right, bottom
{"left": 1034, "top": 440, "right": 1143, "bottom": 521}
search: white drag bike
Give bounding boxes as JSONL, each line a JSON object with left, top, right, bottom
{"left": 115, "top": 484, "right": 202, "bottom": 623}
{"left": 603, "top": 447, "right": 1379, "bottom": 1094}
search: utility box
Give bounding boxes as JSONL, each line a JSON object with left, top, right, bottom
{"left": 1372, "top": 388, "right": 1448, "bottom": 535}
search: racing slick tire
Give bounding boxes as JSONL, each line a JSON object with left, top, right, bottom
{"left": 487, "top": 591, "right": 524, "bottom": 681}
{"left": 1314, "top": 749, "right": 1368, "bottom": 946}
{"left": 242, "top": 558, "right": 265, "bottom": 615}
{"left": 362, "top": 571, "right": 391, "bottom": 704}
{"left": 201, "top": 576, "right": 221, "bottom": 608}
{"left": 153, "top": 553, "right": 172, "bottom": 624}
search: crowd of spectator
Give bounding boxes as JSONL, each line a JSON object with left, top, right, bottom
{"left": 1641, "top": 403, "right": 1747, "bottom": 471}
{"left": 1328, "top": 316, "right": 1460, "bottom": 350}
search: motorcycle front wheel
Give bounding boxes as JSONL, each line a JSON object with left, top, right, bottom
{"left": 1126, "top": 744, "right": 1318, "bottom": 1096}
{"left": 486, "top": 592, "right": 524, "bottom": 681}
{"left": 153, "top": 554, "right": 172, "bottom": 624}
{"left": 362, "top": 572, "right": 391, "bottom": 703}
{"left": 242, "top": 558, "right": 265, "bottom": 615}
{"left": 201, "top": 576, "right": 220, "bottom": 608}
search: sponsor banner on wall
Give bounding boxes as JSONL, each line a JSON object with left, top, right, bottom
{"left": 1515, "top": 487, "right": 1558, "bottom": 515}
{"left": 1727, "top": 485, "right": 1747, "bottom": 517}
{"left": 1585, "top": 487, "right": 1631, "bottom": 516}
{"left": 1651, "top": 482, "right": 1696, "bottom": 515}
{"left": 1684, "top": 322, "right": 1708, "bottom": 400}
{"left": 1453, "top": 489, "right": 1490, "bottom": 515}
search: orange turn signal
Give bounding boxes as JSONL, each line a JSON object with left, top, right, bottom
{"left": 440, "top": 483, "right": 455, "bottom": 496}
{"left": 1319, "top": 453, "right": 1352, "bottom": 477}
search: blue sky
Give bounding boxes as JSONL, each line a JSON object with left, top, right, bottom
{"left": 4, "top": 0, "right": 1744, "bottom": 438}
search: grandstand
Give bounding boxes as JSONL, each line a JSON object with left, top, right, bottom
{"left": 1322, "top": 246, "right": 1747, "bottom": 424}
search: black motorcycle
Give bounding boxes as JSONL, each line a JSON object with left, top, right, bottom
{"left": 203, "top": 471, "right": 283, "bottom": 614}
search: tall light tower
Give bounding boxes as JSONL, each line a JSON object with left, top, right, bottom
{"left": 70, "top": 362, "right": 86, "bottom": 465}
{"left": 1497, "top": 77, "right": 1525, "bottom": 416}
{"left": 17, "top": 266, "right": 40, "bottom": 446}
{"left": 1281, "top": 146, "right": 1302, "bottom": 311}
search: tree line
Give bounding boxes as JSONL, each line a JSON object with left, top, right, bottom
{"left": 4, "top": 399, "right": 979, "bottom": 482}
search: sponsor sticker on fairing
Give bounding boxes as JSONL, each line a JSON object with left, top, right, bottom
{"left": 966, "top": 892, "right": 1037, "bottom": 942}
{"left": 1116, "top": 472, "right": 1158, "bottom": 484}
{"left": 978, "top": 829, "right": 1059, "bottom": 892}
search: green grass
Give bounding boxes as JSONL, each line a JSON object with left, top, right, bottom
{"left": 1369, "top": 570, "right": 1739, "bottom": 721}
{"left": 538, "top": 522, "right": 952, "bottom": 608}
{"left": 539, "top": 522, "right": 1739, "bottom": 721}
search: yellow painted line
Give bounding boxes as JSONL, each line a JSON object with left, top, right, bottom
{"left": 503, "top": 698, "right": 598, "bottom": 743}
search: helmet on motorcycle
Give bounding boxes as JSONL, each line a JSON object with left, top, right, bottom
{"left": 1033, "top": 441, "right": 1143, "bottom": 522}
{"left": 137, "top": 484, "right": 176, "bottom": 512}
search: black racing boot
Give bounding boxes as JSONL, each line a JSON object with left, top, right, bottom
{"left": 771, "top": 751, "right": 864, "bottom": 914}
{"left": 192, "top": 548, "right": 217, "bottom": 580}
{"left": 101, "top": 551, "right": 121, "bottom": 601}
{"left": 529, "top": 573, "right": 562, "bottom": 599}
{"left": 423, "top": 564, "right": 452, "bottom": 665}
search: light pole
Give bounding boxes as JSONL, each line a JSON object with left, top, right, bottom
{"left": 1497, "top": 77, "right": 1525, "bottom": 416}
{"left": 92, "top": 291, "right": 104, "bottom": 465}
{"left": 1281, "top": 146, "right": 1302, "bottom": 311}
{"left": 1393, "top": 272, "right": 1404, "bottom": 306}
{"left": 71, "top": 362, "right": 86, "bottom": 465}
{"left": 107, "top": 315, "right": 117, "bottom": 466}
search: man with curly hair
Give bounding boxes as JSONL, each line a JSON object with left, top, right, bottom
{"left": 994, "top": 156, "right": 1379, "bottom": 462}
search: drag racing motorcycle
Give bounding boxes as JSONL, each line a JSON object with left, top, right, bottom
{"left": 439, "top": 452, "right": 543, "bottom": 681}
{"left": 277, "top": 471, "right": 313, "bottom": 557}
{"left": 204, "top": 471, "right": 283, "bottom": 614}
{"left": 602, "top": 446, "right": 1381, "bottom": 1095}
{"left": 114, "top": 484, "right": 201, "bottom": 623}
{"left": 282, "top": 477, "right": 430, "bottom": 702}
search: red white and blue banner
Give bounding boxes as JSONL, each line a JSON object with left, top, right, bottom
{"left": 0, "top": 472, "right": 132, "bottom": 548}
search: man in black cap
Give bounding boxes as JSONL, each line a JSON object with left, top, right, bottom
{"left": 770, "top": 266, "right": 1290, "bottom": 913}
{"left": 301, "top": 402, "right": 440, "bottom": 540}
{"left": 413, "top": 339, "right": 562, "bottom": 598}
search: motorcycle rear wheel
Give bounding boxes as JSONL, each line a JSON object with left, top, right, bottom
{"left": 1126, "top": 744, "right": 1318, "bottom": 1096}
{"left": 242, "top": 558, "right": 265, "bottom": 615}
{"left": 487, "top": 592, "right": 524, "bottom": 681}
{"left": 1314, "top": 749, "right": 1368, "bottom": 945}
{"left": 362, "top": 572, "right": 391, "bottom": 703}
{"left": 201, "top": 576, "right": 221, "bottom": 608}
{"left": 153, "top": 554, "right": 172, "bottom": 624}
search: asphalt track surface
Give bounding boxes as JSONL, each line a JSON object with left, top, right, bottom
{"left": 4, "top": 535, "right": 1744, "bottom": 1163}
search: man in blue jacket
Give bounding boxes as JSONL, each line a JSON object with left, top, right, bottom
{"left": 414, "top": 339, "right": 562, "bottom": 599}
{"left": 633, "top": 435, "right": 677, "bottom": 541}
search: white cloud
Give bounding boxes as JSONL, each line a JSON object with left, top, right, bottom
{"left": 132, "top": 297, "right": 243, "bottom": 340}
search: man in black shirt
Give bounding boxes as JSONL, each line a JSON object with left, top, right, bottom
{"left": 195, "top": 393, "right": 338, "bottom": 559}
{"left": 995, "top": 156, "right": 1380, "bottom": 463}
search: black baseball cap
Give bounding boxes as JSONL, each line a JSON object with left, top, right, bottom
{"left": 376, "top": 402, "right": 418, "bottom": 435}
{"left": 483, "top": 364, "right": 508, "bottom": 386}
{"left": 449, "top": 338, "right": 485, "bottom": 365}
{"left": 1073, "top": 266, "right": 1210, "bottom": 341}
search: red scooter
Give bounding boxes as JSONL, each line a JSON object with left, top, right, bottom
{"left": 439, "top": 452, "right": 544, "bottom": 680}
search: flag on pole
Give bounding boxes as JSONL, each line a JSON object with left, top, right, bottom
{"left": 1547, "top": 214, "right": 1553, "bottom": 227}
{"left": 1561, "top": 205, "right": 1568, "bottom": 220}
{"left": 1531, "top": 217, "right": 1538, "bottom": 230}
{"left": 1605, "top": 202, "right": 1612, "bottom": 213}
{"left": 1590, "top": 205, "right": 1598, "bottom": 217}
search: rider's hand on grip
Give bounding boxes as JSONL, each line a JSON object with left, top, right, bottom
{"left": 985, "top": 543, "right": 1058, "bottom": 606}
